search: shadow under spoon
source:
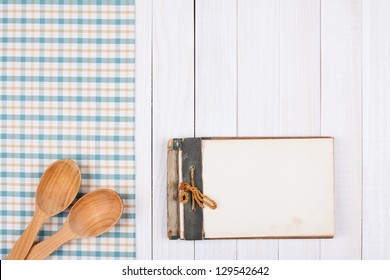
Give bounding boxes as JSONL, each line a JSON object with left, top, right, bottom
{"left": 7, "top": 159, "right": 81, "bottom": 260}
{"left": 25, "top": 189, "right": 124, "bottom": 260}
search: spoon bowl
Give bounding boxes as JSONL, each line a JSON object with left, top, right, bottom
{"left": 26, "top": 189, "right": 123, "bottom": 260}
{"left": 69, "top": 189, "right": 123, "bottom": 238}
{"left": 36, "top": 159, "right": 82, "bottom": 215}
{"left": 7, "top": 159, "right": 81, "bottom": 260}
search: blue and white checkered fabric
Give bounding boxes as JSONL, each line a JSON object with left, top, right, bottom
{"left": 0, "top": 0, "right": 135, "bottom": 259}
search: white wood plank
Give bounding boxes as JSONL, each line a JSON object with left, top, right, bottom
{"left": 321, "top": 0, "right": 362, "bottom": 260}
{"left": 362, "top": 0, "right": 390, "bottom": 259}
{"left": 278, "top": 0, "right": 321, "bottom": 260}
{"left": 195, "top": 0, "right": 237, "bottom": 260}
{"left": 153, "top": 0, "right": 195, "bottom": 259}
{"left": 135, "top": 0, "right": 153, "bottom": 260}
{"left": 236, "top": 0, "right": 279, "bottom": 260}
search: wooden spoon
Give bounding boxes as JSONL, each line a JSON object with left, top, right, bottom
{"left": 6, "top": 159, "right": 81, "bottom": 260}
{"left": 25, "top": 189, "right": 123, "bottom": 260}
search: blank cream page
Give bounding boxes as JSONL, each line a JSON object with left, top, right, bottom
{"left": 201, "top": 138, "right": 334, "bottom": 239}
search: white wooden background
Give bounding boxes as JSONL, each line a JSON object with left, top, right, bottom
{"left": 135, "top": 0, "right": 390, "bottom": 260}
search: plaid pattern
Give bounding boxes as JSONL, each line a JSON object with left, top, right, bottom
{"left": 0, "top": 0, "right": 135, "bottom": 259}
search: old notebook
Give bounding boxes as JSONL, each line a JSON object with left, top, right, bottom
{"left": 167, "top": 137, "right": 334, "bottom": 240}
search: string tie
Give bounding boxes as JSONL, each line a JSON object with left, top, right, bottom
{"left": 179, "top": 165, "right": 217, "bottom": 212}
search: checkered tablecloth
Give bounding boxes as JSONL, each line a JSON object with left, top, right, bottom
{"left": 0, "top": 0, "right": 135, "bottom": 259}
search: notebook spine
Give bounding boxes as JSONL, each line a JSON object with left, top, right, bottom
{"left": 167, "top": 139, "right": 180, "bottom": 240}
{"left": 181, "top": 138, "right": 204, "bottom": 240}
{"left": 167, "top": 138, "right": 205, "bottom": 240}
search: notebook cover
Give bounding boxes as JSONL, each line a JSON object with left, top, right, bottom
{"left": 167, "top": 137, "right": 334, "bottom": 240}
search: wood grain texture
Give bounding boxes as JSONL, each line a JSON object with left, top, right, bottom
{"left": 134, "top": 0, "right": 390, "bottom": 260}
{"left": 7, "top": 159, "right": 81, "bottom": 260}
{"left": 236, "top": 0, "right": 279, "bottom": 260}
{"left": 278, "top": 0, "right": 321, "bottom": 260}
{"left": 26, "top": 222, "right": 75, "bottom": 260}
{"left": 152, "top": 0, "right": 195, "bottom": 259}
{"left": 362, "top": 0, "right": 390, "bottom": 259}
{"left": 321, "top": 0, "right": 362, "bottom": 260}
{"left": 26, "top": 189, "right": 123, "bottom": 260}
{"left": 194, "top": 0, "right": 237, "bottom": 260}
{"left": 135, "top": 0, "right": 153, "bottom": 260}
{"left": 7, "top": 209, "right": 49, "bottom": 260}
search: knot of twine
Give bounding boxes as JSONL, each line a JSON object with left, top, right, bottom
{"left": 179, "top": 165, "right": 217, "bottom": 212}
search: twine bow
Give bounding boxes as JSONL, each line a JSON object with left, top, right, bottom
{"left": 179, "top": 165, "right": 217, "bottom": 212}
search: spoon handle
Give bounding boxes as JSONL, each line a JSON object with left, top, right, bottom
{"left": 6, "top": 209, "right": 48, "bottom": 260}
{"left": 25, "top": 222, "right": 75, "bottom": 260}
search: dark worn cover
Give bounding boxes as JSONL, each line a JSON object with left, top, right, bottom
{"left": 166, "top": 138, "right": 204, "bottom": 240}
{"left": 181, "top": 138, "right": 204, "bottom": 240}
